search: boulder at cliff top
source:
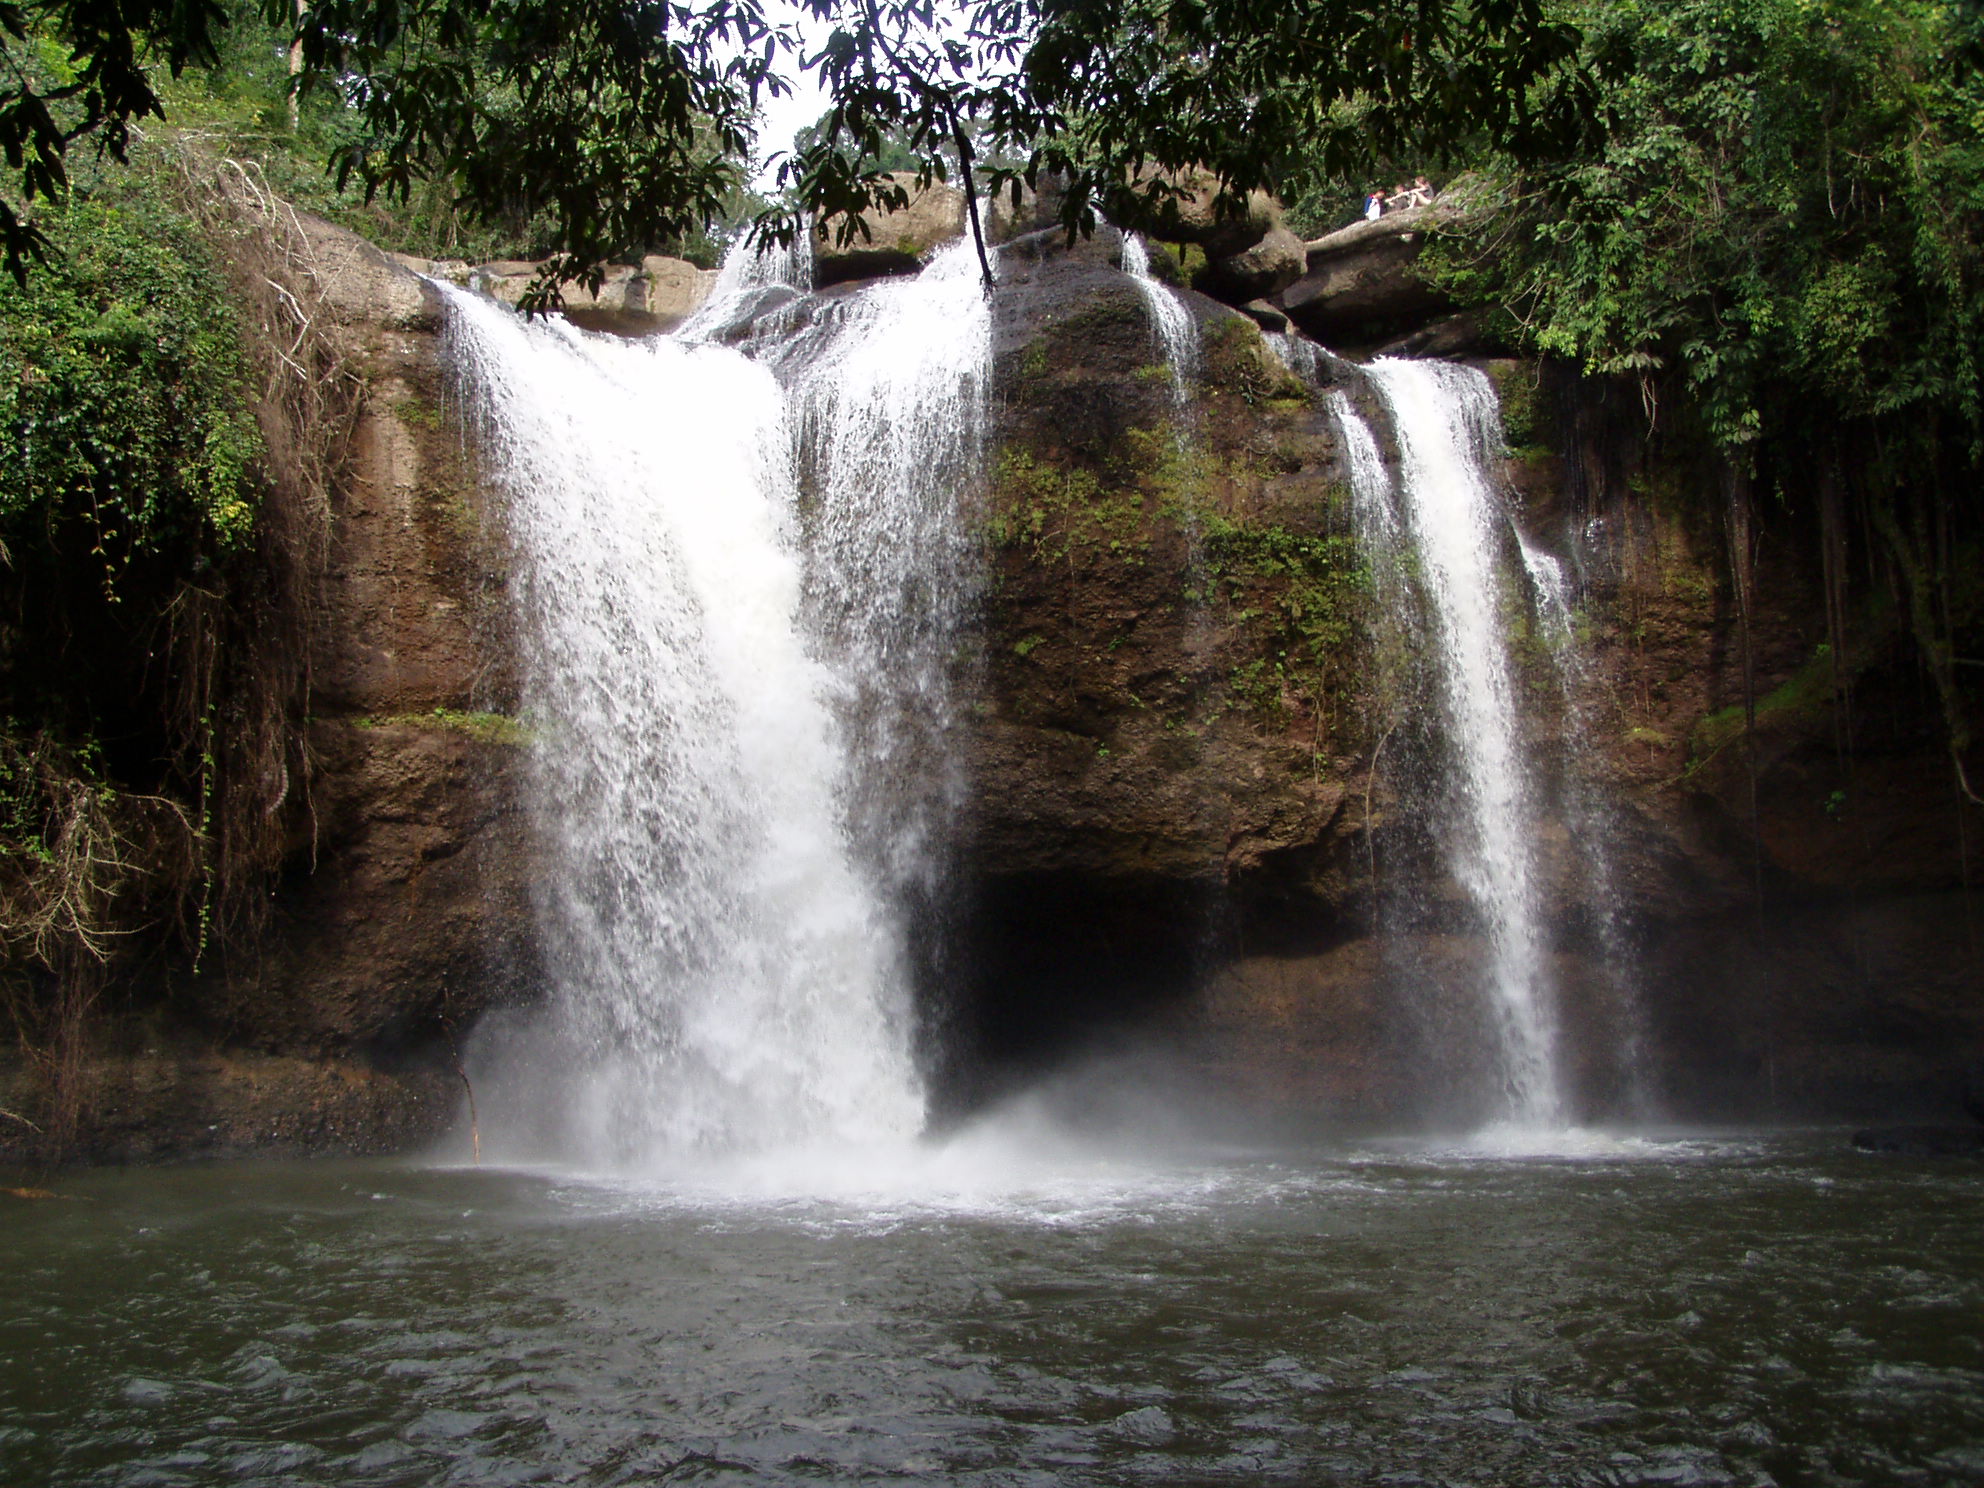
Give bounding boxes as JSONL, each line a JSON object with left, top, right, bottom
{"left": 1281, "top": 204, "right": 1456, "bottom": 349}
{"left": 1199, "top": 223, "right": 1307, "bottom": 302}
{"left": 296, "top": 213, "right": 440, "bottom": 331}
{"left": 812, "top": 173, "right": 967, "bottom": 287}
{"left": 1105, "top": 167, "right": 1280, "bottom": 260}
{"left": 458, "top": 254, "right": 716, "bottom": 334}
{"left": 641, "top": 254, "right": 718, "bottom": 327}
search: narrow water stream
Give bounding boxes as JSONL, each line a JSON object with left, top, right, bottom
{"left": 1335, "top": 363, "right": 1582, "bottom": 1128}
{"left": 1119, "top": 232, "right": 1199, "bottom": 404}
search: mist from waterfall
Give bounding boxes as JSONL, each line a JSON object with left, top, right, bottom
{"left": 1334, "top": 361, "right": 1566, "bottom": 1130}
{"left": 441, "top": 239, "right": 991, "bottom": 1170}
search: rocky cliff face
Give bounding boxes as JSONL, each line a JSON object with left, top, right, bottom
{"left": 952, "top": 227, "right": 1982, "bottom": 1130}
{"left": 781, "top": 198, "right": 1979, "bottom": 1129}
{"left": 1, "top": 223, "right": 538, "bottom": 1163}
{"left": 14, "top": 204, "right": 1978, "bottom": 1165}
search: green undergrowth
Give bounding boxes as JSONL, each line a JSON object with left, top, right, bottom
{"left": 0, "top": 139, "right": 354, "bottom": 1156}
{"left": 0, "top": 167, "right": 265, "bottom": 569}
{"left": 394, "top": 395, "right": 447, "bottom": 433}
{"left": 1201, "top": 516, "right": 1368, "bottom": 723}
{"left": 1486, "top": 362, "right": 1550, "bottom": 461}
{"left": 1202, "top": 317, "right": 1310, "bottom": 407}
{"left": 987, "top": 449, "right": 1131, "bottom": 562}
{"left": 988, "top": 428, "right": 1267, "bottom": 561}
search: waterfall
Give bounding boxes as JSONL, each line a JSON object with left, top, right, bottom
{"left": 1335, "top": 360, "right": 1566, "bottom": 1129}
{"left": 441, "top": 238, "right": 990, "bottom": 1168}
{"left": 767, "top": 242, "right": 992, "bottom": 899}
{"left": 1266, "top": 330, "right": 1330, "bottom": 384}
{"left": 1119, "top": 232, "right": 1199, "bottom": 402}
{"left": 1519, "top": 535, "right": 1655, "bottom": 1117}
{"left": 673, "top": 232, "right": 810, "bottom": 345}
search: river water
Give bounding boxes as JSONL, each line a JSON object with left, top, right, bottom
{"left": 5, "top": 1129, "right": 1981, "bottom": 1486}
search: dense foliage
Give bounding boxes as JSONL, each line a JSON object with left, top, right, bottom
{"left": 152, "top": 3, "right": 575, "bottom": 264}
{"left": 0, "top": 168, "right": 263, "bottom": 571}
{"left": 1415, "top": 0, "right": 1984, "bottom": 796}
{"left": 2, "top": 0, "right": 1593, "bottom": 301}
{"left": 776, "top": 0, "right": 1589, "bottom": 287}
{"left": 1430, "top": 0, "right": 1984, "bottom": 450}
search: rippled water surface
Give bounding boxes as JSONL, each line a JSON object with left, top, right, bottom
{"left": 5, "top": 1131, "right": 1982, "bottom": 1486}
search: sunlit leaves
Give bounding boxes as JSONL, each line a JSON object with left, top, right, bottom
{"left": 4, "top": 0, "right": 1595, "bottom": 296}
{"left": 1431, "top": 0, "right": 1984, "bottom": 450}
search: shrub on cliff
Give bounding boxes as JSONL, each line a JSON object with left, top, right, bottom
{"left": 0, "top": 171, "right": 264, "bottom": 566}
{"left": 0, "top": 148, "right": 348, "bottom": 1154}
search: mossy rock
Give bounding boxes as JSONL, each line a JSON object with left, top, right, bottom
{"left": 1202, "top": 315, "right": 1309, "bottom": 403}
{"left": 1688, "top": 654, "right": 1836, "bottom": 764}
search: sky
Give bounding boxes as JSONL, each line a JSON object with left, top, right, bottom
{"left": 744, "top": 0, "right": 986, "bottom": 190}
{"left": 748, "top": 2, "right": 832, "bottom": 189}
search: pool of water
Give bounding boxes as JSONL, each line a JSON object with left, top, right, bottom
{"left": 4, "top": 1127, "right": 1981, "bottom": 1486}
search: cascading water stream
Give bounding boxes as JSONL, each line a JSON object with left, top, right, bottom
{"left": 1519, "top": 534, "right": 1654, "bottom": 1116}
{"left": 442, "top": 237, "right": 992, "bottom": 1170}
{"left": 674, "top": 233, "right": 810, "bottom": 345}
{"left": 767, "top": 241, "right": 993, "bottom": 899}
{"left": 1335, "top": 360, "right": 1566, "bottom": 1129}
{"left": 1266, "top": 330, "right": 1330, "bottom": 384}
{"left": 1119, "top": 232, "right": 1199, "bottom": 403}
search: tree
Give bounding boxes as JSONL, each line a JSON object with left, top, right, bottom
{"left": 1, "top": 0, "right": 1593, "bottom": 301}
{"left": 1432, "top": 0, "right": 1984, "bottom": 446}
{"left": 1423, "top": 0, "right": 1984, "bottom": 800}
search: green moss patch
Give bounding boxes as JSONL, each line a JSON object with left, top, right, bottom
{"left": 1486, "top": 361, "right": 1549, "bottom": 459}
{"left": 1688, "top": 653, "right": 1836, "bottom": 764}
{"left": 354, "top": 708, "right": 531, "bottom": 746}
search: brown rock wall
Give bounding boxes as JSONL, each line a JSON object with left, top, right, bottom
{"left": 957, "top": 235, "right": 1982, "bottom": 1126}
{"left": 5, "top": 219, "right": 537, "bottom": 1168}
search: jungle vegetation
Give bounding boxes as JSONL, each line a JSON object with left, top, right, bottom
{"left": 3, "top": 0, "right": 1589, "bottom": 300}
{"left": 1417, "top": 0, "right": 1984, "bottom": 801}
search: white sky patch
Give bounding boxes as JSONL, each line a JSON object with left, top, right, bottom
{"left": 742, "top": 0, "right": 987, "bottom": 192}
{"left": 748, "top": 1, "right": 831, "bottom": 190}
